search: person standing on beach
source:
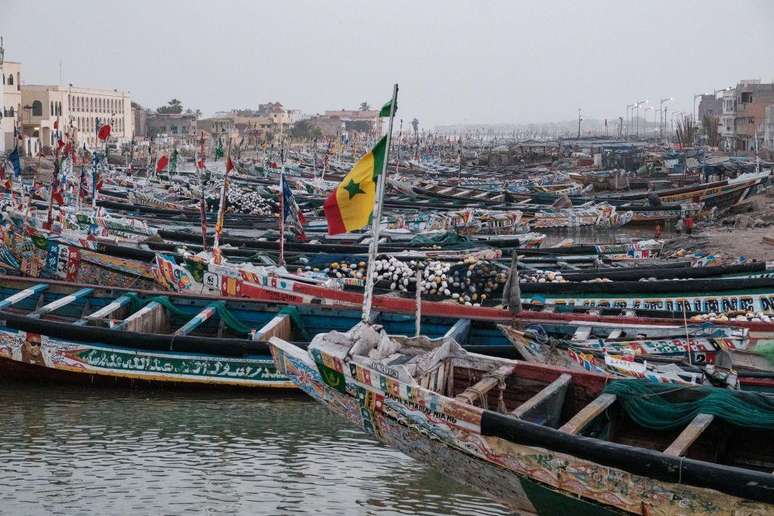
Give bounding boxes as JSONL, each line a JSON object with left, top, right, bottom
{"left": 684, "top": 215, "right": 694, "bottom": 235}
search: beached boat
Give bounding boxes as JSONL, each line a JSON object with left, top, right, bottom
{"left": 269, "top": 324, "right": 774, "bottom": 514}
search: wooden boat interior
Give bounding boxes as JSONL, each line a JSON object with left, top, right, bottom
{"left": 353, "top": 334, "right": 774, "bottom": 475}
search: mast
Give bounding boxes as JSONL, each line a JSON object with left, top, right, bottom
{"left": 279, "top": 169, "right": 286, "bottom": 267}
{"left": 197, "top": 131, "right": 208, "bottom": 250}
{"left": 212, "top": 139, "right": 231, "bottom": 263}
{"left": 362, "top": 83, "right": 398, "bottom": 322}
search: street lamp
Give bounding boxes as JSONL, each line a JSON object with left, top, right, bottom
{"left": 626, "top": 104, "right": 634, "bottom": 140}
{"left": 659, "top": 97, "right": 672, "bottom": 141}
{"left": 633, "top": 100, "right": 647, "bottom": 139}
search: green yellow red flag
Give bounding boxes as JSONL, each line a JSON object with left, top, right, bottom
{"left": 323, "top": 136, "right": 387, "bottom": 235}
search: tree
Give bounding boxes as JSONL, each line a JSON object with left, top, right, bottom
{"left": 290, "top": 119, "right": 322, "bottom": 139}
{"left": 702, "top": 115, "right": 720, "bottom": 147}
{"left": 411, "top": 118, "right": 419, "bottom": 136}
{"left": 157, "top": 98, "right": 183, "bottom": 114}
{"left": 675, "top": 116, "right": 697, "bottom": 147}
{"left": 359, "top": 101, "right": 370, "bottom": 111}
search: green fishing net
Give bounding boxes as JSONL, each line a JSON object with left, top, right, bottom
{"left": 603, "top": 380, "right": 774, "bottom": 431}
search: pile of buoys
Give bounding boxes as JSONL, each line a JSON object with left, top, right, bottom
{"left": 520, "top": 270, "right": 568, "bottom": 283}
{"left": 691, "top": 311, "right": 772, "bottom": 323}
{"left": 300, "top": 255, "right": 510, "bottom": 306}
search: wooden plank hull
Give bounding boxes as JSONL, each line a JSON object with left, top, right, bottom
{"left": 0, "top": 328, "right": 294, "bottom": 388}
{"left": 270, "top": 340, "right": 774, "bottom": 515}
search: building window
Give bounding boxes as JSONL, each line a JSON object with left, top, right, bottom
{"left": 7, "top": 74, "right": 13, "bottom": 86}
{"left": 32, "top": 100, "right": 43, "bottom": 116}
{"left": 741, "top": 92, "right": 752, "bottom": 103}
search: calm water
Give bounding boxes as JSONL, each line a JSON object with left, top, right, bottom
{"left": 0, "top": 380, "right": 513, "bottom": 515}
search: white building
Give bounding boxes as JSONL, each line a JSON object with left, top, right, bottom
{"left": 21, "top": 84, "right": 134, "bottom": 151}
{"left": 1, "top": 37, "right": 23, "bottom": 153}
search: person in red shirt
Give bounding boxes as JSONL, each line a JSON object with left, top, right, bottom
{"left": 684, "top": 215, "right": 695, "bottom": 235}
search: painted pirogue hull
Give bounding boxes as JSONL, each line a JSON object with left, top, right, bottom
{"left": 0, "top": 330, "right": 292, "bottom": 388}
{"left": 270, "top": 342, "right": 773, "bottom": 515}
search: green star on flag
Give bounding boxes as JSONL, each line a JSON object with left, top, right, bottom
{"left": 344, "top": 178, "right": 365, "bottom": 199}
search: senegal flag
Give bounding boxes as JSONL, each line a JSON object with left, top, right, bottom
{"left": 324, "top": 136, "right": 387, "bottom": 235}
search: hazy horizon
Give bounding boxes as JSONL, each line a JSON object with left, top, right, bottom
{"left": 3, "top": 0, "right": 773, "bottom": 128}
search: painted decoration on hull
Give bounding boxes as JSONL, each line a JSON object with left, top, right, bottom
{"left": 0, "top": 331, "right": 292, "bottom": 387}
{"left": 269, "top": 341, "right": 773, "bottom": 515}
{"left": 526, "top": 292, "right": 774, "bottom": 314}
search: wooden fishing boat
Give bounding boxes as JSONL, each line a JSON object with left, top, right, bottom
{"left": 269, "top": 325, "right": 774, "bottom": 514}
{"left": 0, "top": 276, "right": 517, "bottom": 388}
{"left": 519, "top": 276, "right": 774, "bottom": 314}
{"left": 498, "top": 324, "right": 774, "bottom": 391}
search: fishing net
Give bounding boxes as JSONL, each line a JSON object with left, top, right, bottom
{"left": 753, "top": 341, "right": 774, "bottom": 367}
{"left": 124, "top": 293, "right": 254, "bottom": 337}
{"left": 278, "top": 305, "right": 310, "bottom": 341}
{"left": 408, "top": 231, "right": 476, "bottom": 248}
{"left": 603, "top": 380, "right": 774, "bottom": 431}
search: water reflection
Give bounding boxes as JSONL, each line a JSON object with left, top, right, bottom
{"left": 0, "top": 380, "right": 514, "bottom": 515}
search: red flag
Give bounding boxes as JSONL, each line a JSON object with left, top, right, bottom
{"left": 156, "top": 155, "right": 169, "bottom": 173}
{"left": 53, "top": 189, "right": 65, "bottom": 205}
{"left": 97, "top": 124, "right": 111, "bottom": 141}
{"left": 226, "top": 157, "right": 234, "bottom": 173}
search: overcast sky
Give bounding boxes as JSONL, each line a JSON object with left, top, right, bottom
{"left": 3, "top": 0, "right": 773, "bottom": 127}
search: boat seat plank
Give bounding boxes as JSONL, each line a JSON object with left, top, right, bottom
{"left": 608, "top": 329, "right": 623, "bottom": 339}
{"left": 455, "top": 365, "right": 514, "bottom": 406}
{"left": 254, "top": 313, "right": 291, "bottom": 341}
{"left": 559, "top": 393, "right": 617, "bottom": 435}
{"left": 112, "top": 301, "right": 165, "bottom": 332}
{"left": 572, "top": 326, "right": 592, "bottom": 341}
{"left": 174, "top": 302, "right": 220, "bottom": 336}
{"left": 443, "top": 319, "right": 471, "bottom": 344}
{"left": 0, "top": 284, "right": 48, "bottom": 310}
{"left": 27, "top": 288, "right": 94, "bottom": 319}
{"left": 664, "top": 413, "right": 714, "bottom": 457}
{"left": 511, "top": 373, "right": 571, "bottom": 427}
{"left": 74, "top": 294, "right": 133, "bottom": 326}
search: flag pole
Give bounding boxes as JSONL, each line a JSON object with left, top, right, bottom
{"left": 362, "top": 83, "right": 398, "bottom": 323}
{"left": 279, "top": 169, "right": 286, "bottom": 267}
{"left": 213, "top": 139, "right": 231, "bottom": 264}
{"left": 198, "top": 131, "right": 208, "bottom": 251}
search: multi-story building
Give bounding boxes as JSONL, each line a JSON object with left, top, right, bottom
{"left": 717, "top": 80, "right": 774, "bottom": 152}
{"left": 719, "top": 88, "right": 737, "bottom": 152}
{"left": 1, "top": 52, "right": 23, "bottom": 153}
{"left": 323, "top": 109, "right": 382, "bottom": 134}
{"left": 732, "top": 80, "right": 774, "bottom": 152}
{"left": 20, "top": 84, "right": 133, "bottom": 151}
{"left": 146, "top": 112, "right": 197, "bottom": 140}
{"left": 764, "top": 105, "right": 774, "bottom": 153}
{"left": 697, "top": 93, "right": 723, "bottom": 121}
{"left": 132, "top": 102, "right": 147, "bottom": 139}
{"left": 197, "top": 116, "right": 236, "bottom": 136}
